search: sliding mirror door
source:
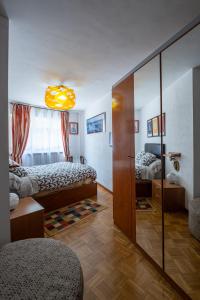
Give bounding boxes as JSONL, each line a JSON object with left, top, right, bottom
{"left": 162, "top": 24, "right": 200, "bottom": 298}
{"left": 134, "top": 56, "right": 163, "bottom": 267}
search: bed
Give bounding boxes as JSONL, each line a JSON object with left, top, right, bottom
{"left": 9, "top": 161, "right": 97, "bottom": 211}
{"left": 136, "top": 143, "right": 165, "bottom": 197}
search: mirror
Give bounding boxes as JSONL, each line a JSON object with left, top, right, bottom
{"left": 162, "top": 24, "right": 200, "bottom": 298}
{"left": 134, "top": 56, "right": 163, "bottom": 267}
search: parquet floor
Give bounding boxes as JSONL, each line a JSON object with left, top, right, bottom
{"left": 54, "top": 186, "right": 182, "bottom": 300}
{"left": 165, "top": 212, "right": 200, "bottom": 300}
{"left": 136, "top": 196, "right": 200, "bottom": 300}
{"left": 136, "top": 196, "right": 163, "bottom": 267}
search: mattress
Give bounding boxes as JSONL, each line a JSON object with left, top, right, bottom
{"left": 25, "top": 162, "right": 97, "bottom": 192}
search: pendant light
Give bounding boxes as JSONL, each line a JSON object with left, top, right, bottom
{"left": 45, "top": 85, "right": 76, "bottom": 110}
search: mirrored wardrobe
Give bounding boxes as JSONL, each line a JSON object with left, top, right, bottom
{"left": 113, "top": 18, "right": 200, "bottom": 300}
{"left": 162, "top": 24, "right": 200, "bottom": 299}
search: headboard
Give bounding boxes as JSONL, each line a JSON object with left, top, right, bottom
{"left": 145, "top": 143, "right": 165, "bottom": 178}
{"left": 144, "top": 143, "right": 165, "bottom": 159}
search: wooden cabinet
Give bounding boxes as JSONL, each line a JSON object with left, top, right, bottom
{"left": 112, "top": 74, "right": 136, "bottom": 241}
{"left": 152, "top": 180, "right": 185, "bottom": 212}
{"left": 10, "top": 197, "right": 44, "bottom": 241}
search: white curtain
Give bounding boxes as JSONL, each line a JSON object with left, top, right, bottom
{"left": 22, "top": 107, "right": 64, "bottom": 166}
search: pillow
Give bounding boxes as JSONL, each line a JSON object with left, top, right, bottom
{"left": 136, "top": 151, "right": 145, "bottom": 164}
{"left": 9, "top": 193, "right": 19, "bottom": 210}
{"left": 9, "top": 166, "right": 28, "bottom": 177}
{"left": 148, "top": 159, "right": 161, "bottom": 173}
{"left": 9, "top": 158, "right": 20, "bottom": 168}
{"left": 139, "top": 152, "right": 157, "bottom": 166}
{"left": 9, "top": 172, "right": 21, "bottom": 194}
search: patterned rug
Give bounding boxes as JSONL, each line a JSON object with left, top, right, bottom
{"left": 136, "top": 198, "right": 152, "bottom": 211}
{"left": 44, "top": 199, "right": 106, "bottom": 237}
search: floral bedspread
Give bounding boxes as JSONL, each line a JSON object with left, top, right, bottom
{"left": 135, "top": 164, "right": 146, "bottom": 180}
{"left": 25, "top": 162, "right": 97, "bottom": 192}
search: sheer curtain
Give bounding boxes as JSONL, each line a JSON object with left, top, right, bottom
{"left": 22, "top": 107, "right": 64, "bottom": 166}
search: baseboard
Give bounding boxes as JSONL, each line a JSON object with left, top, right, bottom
{"left": 97, "top": 182, "right": 113, "bottom": 194}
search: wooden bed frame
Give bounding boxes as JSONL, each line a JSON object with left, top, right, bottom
{"left": 136, "top": 143, "right": 165, "bottom": 198}
{"left": 33, "top": 182, "right": 97, "bottom": 212}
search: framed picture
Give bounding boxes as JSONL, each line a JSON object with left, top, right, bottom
{"left": 87, "top": 112, "right": 106, "bottom": 134}
{"left": 147, "top": 119, "right": 153, "bottom": 137}
{"left": 135, "top": 120, "right": 139, "bottom": 133}
{"left": 69, "top": 122, "right": 78, "bottom": 135}
{"left": 158, "top": 113, "right": 166, "bottom": 136}
{"left": 152, "top": 117, "right": 159, "bottom": 137}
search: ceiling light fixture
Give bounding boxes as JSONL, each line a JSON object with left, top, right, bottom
{"left": 45, "top": 85, "right": 76, "bottom": 110}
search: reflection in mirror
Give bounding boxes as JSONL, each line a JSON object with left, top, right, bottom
{"left": 162, "top": 24, "right": 200, "bottom": 298}
{"left": 134, "top": 56, "right": 163, "bottom": 267}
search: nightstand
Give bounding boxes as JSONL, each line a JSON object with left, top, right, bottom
{"left": 10, "top": 197, "right": 44, "bottom": 242}
{"left": 152, "top": 179, "right": 185, "bottom": 212}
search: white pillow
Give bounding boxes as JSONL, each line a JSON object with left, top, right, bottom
{"left": 9, "top": 172, "right": 21, "bottom": 193}
{"left": 148, "top": 159, "right": 162, "bottom": 173}
{"left": 9, "top": 193, "right": 19, "bottom": 210}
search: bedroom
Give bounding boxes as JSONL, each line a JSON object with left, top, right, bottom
{"left": 0, "top": 1, "right": 200, "bottom": 300}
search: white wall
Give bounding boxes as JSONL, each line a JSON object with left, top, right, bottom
{"left": 69, "top": 111, "right": 84, "bottom": 162}
{"left": 134, "top": 109, "right": 141, "bottom": 154}
{"left": 136, "top": 70, "right": 193, "bottom": 206}
{"left": 0, "top": 16, "right": 10, "bottom": 246}
{"left": 163, "top": 70, "right": 193, "bottom": 206}
{"left": 137, "top": 96, "right": 161, "bottom": 152}
{"left": 83, "top": 93, "right": 112, "bottom": 191}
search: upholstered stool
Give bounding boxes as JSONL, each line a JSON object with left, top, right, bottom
{"left": 189, "top": 198, "right": 200, "bottom": 241}
{"left": 0, "top": 238, "right": 83, "bottom": 299}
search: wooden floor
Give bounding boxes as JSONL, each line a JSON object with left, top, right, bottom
{"left": 136, "top": 196, "right": 163, "bottom": 267}
{"left": 165, "top": 211, "right": 200, "bottom": 300}
{"left": 53, "top": 186, "right": 182, "bottom": 299}
{"left": 136, "top": 196, "right": 200, "bottom": 300}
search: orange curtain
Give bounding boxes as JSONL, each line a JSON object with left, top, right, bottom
{"left": 12, "top": 104, "right": 31, "bottom": 164}
{"left": 60, "top": 111, "right": 70, "bottom": 160}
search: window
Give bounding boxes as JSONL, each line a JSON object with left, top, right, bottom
{"left": 23, "top": 107, "right": 64, "bottom": 165}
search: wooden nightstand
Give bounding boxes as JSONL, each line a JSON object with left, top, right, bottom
{"left": 10, "top": 197, "right": 44, "bottom": 242}
{"left": 152, "top": 179, "right": 185, "bottom": 212}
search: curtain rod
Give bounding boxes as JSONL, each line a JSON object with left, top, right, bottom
{"left": 9, "top": 101, "right": 82, "bottom": 113}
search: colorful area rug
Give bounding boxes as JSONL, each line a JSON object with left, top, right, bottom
{"left": 136, "top": 198, "right": 152, "bottom": 211}
{"left": 44, "top": 199, "right": 106, "bottom": 237}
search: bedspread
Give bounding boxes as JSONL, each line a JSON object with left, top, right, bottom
{"left": 25, "top": 162, "right": 97, "bottom": 192}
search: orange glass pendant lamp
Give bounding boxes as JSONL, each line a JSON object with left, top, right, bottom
{"left": 45, "top": 85, "right": 76, "bottom": 110}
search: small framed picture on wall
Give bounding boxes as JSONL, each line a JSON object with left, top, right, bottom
{"left": 69, "top": 122, "right": 78, "bottom": 135}
{"left": 152, "top": 117, "right": 159, "bottom": 137}
{"left": 134, "top": 120, "right": 139, "bottom": 133}
{"left": 158, "top": 113, "right": 166, "bottom": 136}
{"left": 147, "top": 119, "right": 153, "bottom": 137}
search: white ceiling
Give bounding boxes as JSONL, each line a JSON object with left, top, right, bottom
{"left": 1, "top": 0, "right": 200, "bottom": 110}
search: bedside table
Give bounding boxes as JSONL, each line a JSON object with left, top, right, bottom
{"left": 152, "top": 179, "right": 185, "bottom": 212}
{"left": 10, "top": 197, "right": 44, "bottom": 242}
